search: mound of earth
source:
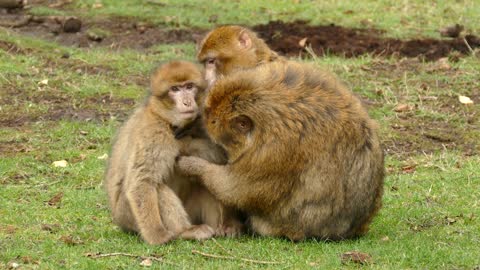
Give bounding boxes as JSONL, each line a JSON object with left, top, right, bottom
{"left": 253, "top": 20, "right": 480, "bottom": 61}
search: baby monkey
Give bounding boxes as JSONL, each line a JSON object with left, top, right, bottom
{"left": 104, "top": 61, "right": 241, "bottom": 245}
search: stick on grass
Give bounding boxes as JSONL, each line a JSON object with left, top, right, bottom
{"left": 191, "top": 249, "right": 282, "bottom": 265}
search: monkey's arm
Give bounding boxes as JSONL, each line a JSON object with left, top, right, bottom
{"left": 176, "top": 156, "right": 238, "bottom": 206}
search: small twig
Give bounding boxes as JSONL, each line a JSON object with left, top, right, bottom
{"left": 85, "top": 252, "right": 177, "bottom": 266}
{"left": 191, "top": 250, "right": 282, "bottom": 265}
{"left": 211, "top": 238, "right": 233, "bottom": 256}
{"left": 462, "top": 37, "right": 475, "bottom": 55}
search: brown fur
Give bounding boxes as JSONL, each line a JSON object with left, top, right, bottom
{"left": 104, "top": 61, "right": 242, "bottom": 245}
{"left": 177, "top": 61, "right": 384, "bottom": 241}
{"left": 197, "top": 25, "right": 284, "bottom": 79}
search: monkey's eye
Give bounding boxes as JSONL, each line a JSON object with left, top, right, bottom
{"left": 186, "top": 83, "right": 194, "bottom": 90}
{"left": 206, "top": 58, "right": 216, "bottom": 65}
{"left": 171, "top": 86, "right": 179, "bottom": 92}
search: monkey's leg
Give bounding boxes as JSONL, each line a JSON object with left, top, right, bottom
{"left": 112, "top": 192, "right": 138, "bottom": 233}
{"left": 126, "top": 181, "right": 174, "bottom": 245}
{"left": 156, "top": 183, "right": 215, "bottom": 241}
{"left": 156, "top": 184, "right": 192, "bottom": 234}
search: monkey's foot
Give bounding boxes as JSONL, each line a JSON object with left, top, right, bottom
{"left": 179, "top": 224, "right": 215, "bottom": 241}
{"left": 215, "top": 222, "right": 244, "bottom": 237}
{"left": 142, "top": 230, "right": 175, "bottom": 245}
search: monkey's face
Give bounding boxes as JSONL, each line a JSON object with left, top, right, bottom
{"left": 166, "top": 82, "right": 202, "bottom": 127}
{"left": 198, "top": 28, "right": 257, "bottom": 87}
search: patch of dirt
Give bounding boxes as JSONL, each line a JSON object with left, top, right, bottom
{"left": 253, "top": 20, "right": 480, "bottom": 61}
{"left": 0, "top": 86, "right": 135, "bottom": 127}
{"left": 3, "top": 13, "right": 203, "bottom": 50}
{"left": 3, "top": 11, "right": 479, "bottom": 60}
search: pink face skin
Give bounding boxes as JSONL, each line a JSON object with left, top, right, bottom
{"left": 168, "top": 82, "right": 199, "bottom": 124}
{"left": 204, "top": 58, "right": 217, "bottom": 87}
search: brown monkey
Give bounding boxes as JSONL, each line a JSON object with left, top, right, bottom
{"left": 197, "top": 25, "right": 284, "bottom": 86}
{"left": 104, "top": 61, "right": 242, "bottom": 245}
{"left": 177, "top": 61, "right": 384, "bottom": 241}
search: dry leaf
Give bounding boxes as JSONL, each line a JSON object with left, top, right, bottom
{"left": 140, "top": 258, "right": 152, "bottom": 267}
{"left": 60, "top": 235, "right": 83, "bottom": 246}
{"left": 341, "top": 251, "right": 372, "bottom": 265}
{"left": 393, "top": 104, "right": 412, "bottom": 112}
{"left": 92, "top": 3, "right": 103, "bottom": 8}
{"left": 298, "top": 37, "right": 308, "bottom": 47}
{"left": 401, "top": 164, "right": 416, "bottom": 173}
{"left": 97, "top": 153, "right": 108, "bottom": 160}
{"left": 41, "top": 223, "right": 60, "bottom": 233}
{"left": 381, "top": 236, "right": 390, "bottom": 241}
{"left": 432, "top": 57, "right": 451, "bottom": 71}
{"left": 38, "top": 79, "right": 48, "bottom": 86}
{"left": 52, "top": 160, "right": 68, "bottom": 167}
{"left": 47, "top": 192, "right": 64, "bottom": 206}
{"left": 459, "top": 95, "right": 474, "bottom": 105}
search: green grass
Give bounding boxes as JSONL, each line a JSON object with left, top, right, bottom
{"left": 1, "top": 0, "right": 480, "bottom": 269}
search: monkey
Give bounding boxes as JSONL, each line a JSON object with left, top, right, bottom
{"left": 104, "top": 60, "right": 242, "bottom": 245}
{"left": 197, "top": 25, "right": 284, "bottom": 86}
{"left": 176, "top": 60, "right": 385, "bottom": 241}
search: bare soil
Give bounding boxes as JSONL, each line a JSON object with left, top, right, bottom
{"left": 1, "top": 10, "right": 478, "bottom": 159}
{"left": 2, "top": 12, "right": 479, "bottom": 60}
{"left": 253, "top": 20, "right": 480, "bottom": 61}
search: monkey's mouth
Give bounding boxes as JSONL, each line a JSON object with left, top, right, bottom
{"left": 180, "top": 110, "right": 196, "bottom": 114}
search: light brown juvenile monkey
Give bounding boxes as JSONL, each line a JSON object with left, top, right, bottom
{"left": 177, "top": 61, "right": 385, "bottom": 241}
{"left": 197, "top": 25, "right": 284, "bottom": 86}
{"left": 104, "top": 61, "right": 242, "bottom": 245}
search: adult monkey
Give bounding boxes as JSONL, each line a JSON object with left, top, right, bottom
{"left": 177, "top": 61, "right": 385, "bottom": 241}
{"left": 197, "top": 25, "right": 284, "bottom": 86}
{"left": 104, "top": 61, "right": 242, "bottom": 245}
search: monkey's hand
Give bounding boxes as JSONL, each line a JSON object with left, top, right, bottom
{"left": 176, "top": 156, "right": 210, "bottom": 177}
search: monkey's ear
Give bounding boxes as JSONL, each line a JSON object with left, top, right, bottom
{"left": 232, "top": 115, "right": 253, "bottom": 133}
{"left": 238, "top": 30, "right": 252, "bottom": 50}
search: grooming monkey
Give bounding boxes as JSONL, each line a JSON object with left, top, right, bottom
{"left": 177, "top": 61, "right": 385, "bottom": 241}
{"left": 197, "top": 25, "right": 284, "bottom": 86}
{"left": 104, "top": 61, "right": 242, "bottom": 245}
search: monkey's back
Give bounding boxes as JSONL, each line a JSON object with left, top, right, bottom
{"left": 209, "top": 61, "right": 384, "bottom": 239}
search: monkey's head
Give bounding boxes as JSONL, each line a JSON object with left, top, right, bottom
{"left": 203, "top": 74, "right": 264, "bottom": 162}
{"left": 150, "top": 61, "right": 207, "bottom": 128}
{"left": 197, "top": 25, "right": 276, "bottom": 87}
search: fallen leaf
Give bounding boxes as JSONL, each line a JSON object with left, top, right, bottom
{"left": 445, "top": 216, "right": 456, "bottom": 225}
{"left": 38, "top": 79, "right": 48, "bottom": 86}
{"left": 431, "top": 57, "right": 451, "bottom": 71}
{"left": 2, "top": 225, "right": 17, "bottom": 234}
{"left": 381, "top": 236, "right": 389, "bottom": 241}
{"left": 60, "top": 235, "right": 83, "bottom": 246}
{"left": 97, "top": 153, "right": 108, "bottom": 160}
{"left": 47, "top": 192, "right": 64, "bottom": 206}
{"left": 393, "top": 104, "right": 412, "bottom": 112}
{"left": 341, "top": 251, "right": 372, "bottom": 265}
{"left": 298, "top": 37, "right": 308, "bottom": 47}
{"left": 140, "top": 258, "right": 152, "bottom": 267}
{"left": 92, "top": 3, "right": 103, "bottom": 8}
{"left": 52, "top": 160, "right": 68, "bottom": 167}
{"left": 41, "top": 223, "right": 60, "bottom": 233}
{"left": 401, "top": 164, "right": 416, "bottom": 173}
{"left": 7, "top": 262, "right": 20, "bottom": 269}
{"left": 459, "top": 95, "right": 474, "bottom": 105}
{"left": 79, "top": 130, "right": 88, "bottom": 135}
